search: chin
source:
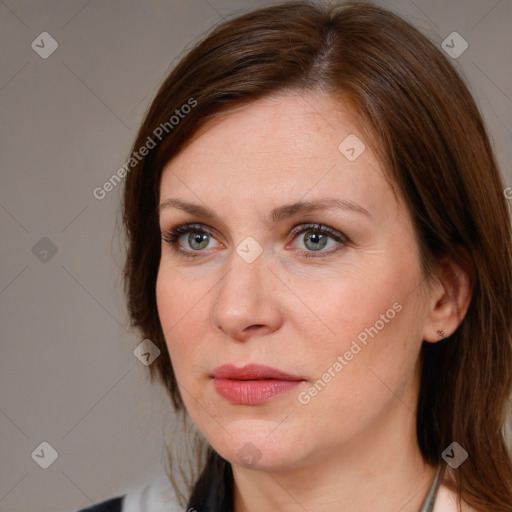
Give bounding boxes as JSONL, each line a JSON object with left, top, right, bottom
{"left": 221, "top": 444, "right": 303, "bottom": 472}
{"left": 202, "top": 418, "right": 316, "bottom": 472}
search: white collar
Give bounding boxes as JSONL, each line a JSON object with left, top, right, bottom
{"left": 122, "top": 471, "right": 182, "bottom": 512}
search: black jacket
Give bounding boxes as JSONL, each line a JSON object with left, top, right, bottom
{"left": 77, "top": 496, "right": 124, "bottom": 512}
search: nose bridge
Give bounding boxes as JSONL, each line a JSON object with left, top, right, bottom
{"left": 211, "top": 245, "right": 281, "bottom": 338}
{"left": 215, "top": 246, "right": 266, "bottom": 310}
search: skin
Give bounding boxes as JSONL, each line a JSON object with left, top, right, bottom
{"left": 155, "top": 92, "right": 473, "bottom": 512}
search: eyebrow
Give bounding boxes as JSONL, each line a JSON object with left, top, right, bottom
{"left": 158, "top": 197, "right": 372, "bottom": 223}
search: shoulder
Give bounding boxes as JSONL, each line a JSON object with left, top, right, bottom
{"left": 433, "top": 483, "right": 482, "bottom": 512}
{"left": 76, "top": 471, "right": 183, "bottom": 512}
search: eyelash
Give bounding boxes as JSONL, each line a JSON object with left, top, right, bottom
{"left": 161, "top": 223, "right": 349, "bottom": 259}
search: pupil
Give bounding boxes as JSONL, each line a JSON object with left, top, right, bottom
{"left": 190, "top": 232, "right": 208, "bottom": 250}
{"left": 306, "top": 231, "right": 327, "bottom": 250}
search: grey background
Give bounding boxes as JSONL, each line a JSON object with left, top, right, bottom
{"left": 1, "top": 1, "right": 511, "bottom": 511}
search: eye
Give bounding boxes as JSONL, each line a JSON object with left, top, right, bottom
{"left": 161, "top": 223, "right": 221, "bottom": 256}
{"left": 161, "top": 222, "right": 348, "bottom": 259}
{"left": 288, "top": 223, "right": 348, "bottom": 257}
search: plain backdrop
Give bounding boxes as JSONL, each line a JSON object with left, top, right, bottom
{"left": 1, "top": 1, "right": 511, "bottom": 511}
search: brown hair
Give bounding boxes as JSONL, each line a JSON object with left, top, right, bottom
{"left": 122, "top": 1, "right": 512, "bottom": 510}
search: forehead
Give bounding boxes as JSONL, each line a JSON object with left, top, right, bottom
{"left": 159, "top": 92, "right": 392, "bottom": 217}
{"left": 168, "top": 92, "right": 361, "bottom": 166}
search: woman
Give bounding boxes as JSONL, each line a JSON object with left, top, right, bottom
{"left": 78, "top": 1, "right": 512, "bottom": 511}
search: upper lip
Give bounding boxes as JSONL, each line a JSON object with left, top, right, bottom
{"left": 211, "top": 364, "right": 303, "bottom": 381}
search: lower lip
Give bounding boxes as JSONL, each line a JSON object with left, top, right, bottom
{"left": 213, "top": 378, "right": 303, "bottom": 405}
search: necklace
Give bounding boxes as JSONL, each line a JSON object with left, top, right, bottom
{"left": 418, "top": 464, "right": 445, "bottom": 512}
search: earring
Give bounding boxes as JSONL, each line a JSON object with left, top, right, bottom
{"left": 436, "top": 329, "right": 446, "bottom": 339}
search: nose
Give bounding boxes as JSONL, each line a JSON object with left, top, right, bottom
{"left": 211, "top": 248, "right": 284, "bottom": 342}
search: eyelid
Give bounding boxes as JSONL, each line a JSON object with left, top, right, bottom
{"left": 288, "top": 223, "right": 346, "bottom": 241}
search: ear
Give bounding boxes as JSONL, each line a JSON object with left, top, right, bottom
{"left": 422, "top": 249, "right": 475, "bottom": 343}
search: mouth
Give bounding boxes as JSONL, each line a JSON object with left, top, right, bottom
{"left": 211, "top": 364, "right": 305, "bottom": 405}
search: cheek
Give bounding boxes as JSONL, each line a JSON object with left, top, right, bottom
{"left": 156, "top": 269, "right": 178, "bottom": 340}
{"left": 295, "top": 255, "right": 425, "bottom": 391}
{"left": 155, "top": 269, "right": 207, "bottom": 377}
{"left": 292, "top": 263, "right": 405, "bottom": 349}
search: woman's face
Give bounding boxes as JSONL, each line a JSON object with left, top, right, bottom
{"left": 156, "top": 92, "right": 434, "bottom": 471}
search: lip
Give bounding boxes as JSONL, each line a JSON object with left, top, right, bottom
{"left": 211, "top": 364, "right": 305, "bottom": 405}
{"left": 212, "top": 364, "right": 303, "bottom": 381}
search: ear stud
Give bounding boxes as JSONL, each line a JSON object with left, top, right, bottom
{"left": 436, "top": 329, "right": 446, "bottom": 339}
